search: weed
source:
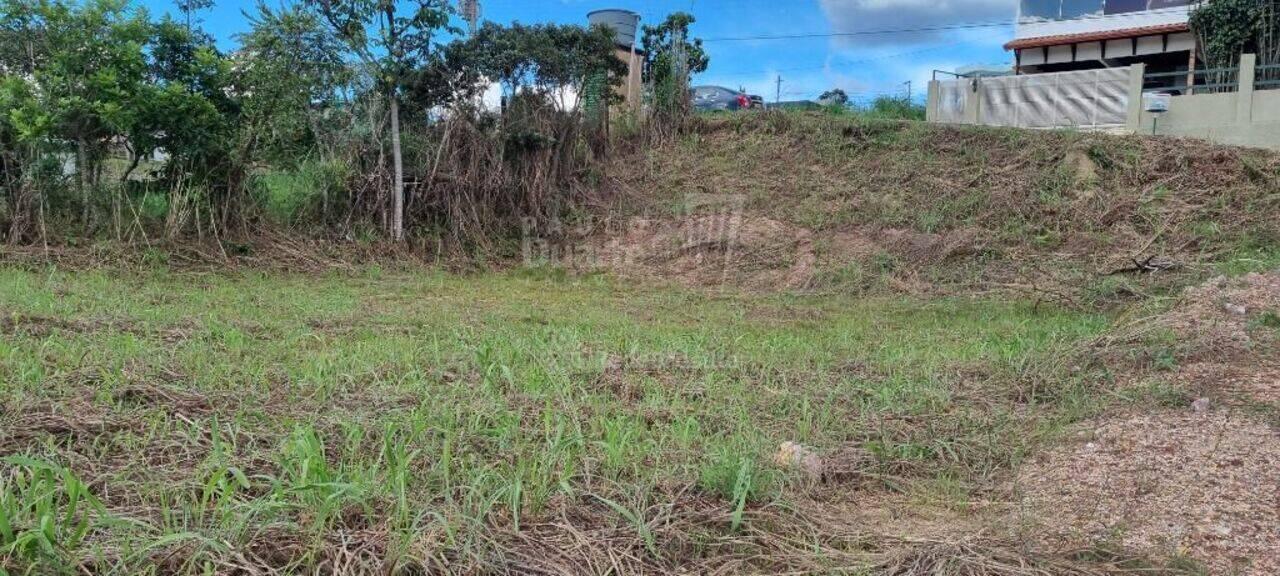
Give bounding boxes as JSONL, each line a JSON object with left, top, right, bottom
{"left": 0, "top": 457, "right": 105, "bottom": 571}
{"left": 0, "top": 267, "right": 1116, "bottom": 573}
{"left": 1253, "top": 310, "right": 1280, "bottom": 331}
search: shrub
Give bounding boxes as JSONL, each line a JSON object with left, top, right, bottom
{"left": 252, "top": 159, "right": 350, "bottom": 226}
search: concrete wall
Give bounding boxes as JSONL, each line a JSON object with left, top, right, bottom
{"left": 1136, "top": 90, "right": 1280, "bottom": 148}
{"left": 928, "top": 54, "right": 1280, "bottom": 150}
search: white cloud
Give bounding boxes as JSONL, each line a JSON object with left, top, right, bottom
{"left": 818, "top": 0, "right": 1017, "bottom": 46}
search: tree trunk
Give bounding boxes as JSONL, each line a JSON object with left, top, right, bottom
{"left": 78, "top": 137, "right": 89, "bottom": 229}
{"left": 389, "top": 94, "right": 405, "bottom": 242}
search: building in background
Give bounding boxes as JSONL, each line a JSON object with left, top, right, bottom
{"left": 1008, "top": 0, "right": 1197, "bottom": 89}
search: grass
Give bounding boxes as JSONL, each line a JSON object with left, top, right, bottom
{"left": 626, "top": 112, "right": 1280, "bottom": 302}
{"left": 0, "top": 265, "right": 1118, "bottom": 573}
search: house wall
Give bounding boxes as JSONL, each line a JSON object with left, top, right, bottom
{"left": 1015, "top": 4, "right": 1191, "bottom": 41}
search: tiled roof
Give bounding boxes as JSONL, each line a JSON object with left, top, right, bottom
{"left": 1004, "top": 22, "right": 1190, "bottom": 51}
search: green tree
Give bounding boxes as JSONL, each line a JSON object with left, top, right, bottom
{"left": 819, "top": 88, "right": 849, "bottom": 106}
{"left": 0, "top": 0, "right": 237, "bottom": 234}
{"left": 175, "top": 0, "right": 212, "bottom": 31}
{"left": 1190, "top": 0, "right": 1280, "bottom": 69}
{"left": 445, "top": 21, "right": 625, "bottom": 111}
{"left": 309, "top": 0, "right": 452, "bottom": 241}
{"left": 639, "top": 12, "right": 707, "bottom": 118}
{"left": 234, "top": 2, "right": 351, "bottom": 164}
{"left": 141, "top": 18, "right": 236, "bottom": 182}
{"left": 0, "top": 75, "right": 48, "bottom": 240}
{"left": 9, "top": 0, "right": 151, "bottom": 227}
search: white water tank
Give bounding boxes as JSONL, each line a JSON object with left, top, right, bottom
{"left": 588, "top": 9, "right": 640, "bottom": 48}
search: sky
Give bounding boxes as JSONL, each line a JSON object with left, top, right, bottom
{"left": 139, "top": 0, "right": 1020, "bottom": 104}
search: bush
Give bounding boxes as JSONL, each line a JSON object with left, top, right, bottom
{"left": 812, "top": 96, "right": 925, "bottom": 121}
{"left": 252, "top": 159, "right": 350, "bottom": 226}
{"left": 862, "top": 96, "right": 925, "bottom": 121}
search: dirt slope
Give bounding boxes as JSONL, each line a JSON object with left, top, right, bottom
{"left": 587, "top": 113, "right": 1280, "bottom": 297}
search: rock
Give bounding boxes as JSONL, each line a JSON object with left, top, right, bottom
{"left": 1062, "top": 148, "right": 1099, "bottom": 197}
{"left": 1192, "top": 397, "right": 1212, "bottom": 412}
{"left": 1223, "top": 303, "right": 1248, "bottom": 316}
{"left": 773, "top": 441, "right": 823, "bottom": 480}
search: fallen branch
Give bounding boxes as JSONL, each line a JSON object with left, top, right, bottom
{"left": 1105, "top": 255, "right": 1180, "bottom": 276}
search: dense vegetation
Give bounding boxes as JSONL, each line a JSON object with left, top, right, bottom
{"left": 0, "top": 0, "right": 699, "bottom": 249}
{"left": 1190, "top": 0, "right": 1280, "bottom": 69}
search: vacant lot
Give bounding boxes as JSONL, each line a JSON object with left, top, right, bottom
{"left": 0, "top": 264, "right": 1142, "bottom": 574}
{"left": 6, "top": 117, "right": 1280, "bottom": 574}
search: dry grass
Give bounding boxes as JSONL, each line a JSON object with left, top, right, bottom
{"left": 591, "top": 112, "right": 1280, "bottom": 296}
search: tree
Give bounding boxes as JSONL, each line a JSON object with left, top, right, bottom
{"left": 0, "top": 0, "right": 238, "bottom": 235}
{"left": 639, "top": 12, "right": 707, "bottom": 118}
{"left": 175, "top": 0, "right": 213, "bottom": 32}
{"left": 1190, "top": 0, "right": 1280, "bottom": 70}
{"left": 143, "top": 18, "right": 237, "bottom": 182}
{"left": 819, "top": 88, "right": 848, "bottom": 106}
{"left": 12, "top": 0, "right": 152, "bottom": 228}
{"left": 0, "top": 75, "right": 48, "bottom": 240}
{"left": 234, "top": 2, "right": 351, "bottom": 164}
{"left": 443, "top": 21, "right": 625, "bottom": 112}
{"left": 309, "top": 0, "right": 452, "bottom": 241}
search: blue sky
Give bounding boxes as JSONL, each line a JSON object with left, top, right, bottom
{"left": 140, "top": 0, "right": 1019, "bottom": 103}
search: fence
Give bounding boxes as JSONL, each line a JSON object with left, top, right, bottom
{"left": 926, "top": 53, "right": 1280, "bottom": 149}
{"left": 979, "top": 68, "right": 1130, "bottom": 129}
{"left": 1143, "top": 67, "right": 1240, "bottom": 95}
{"left": 1258, "top": 64, "right": 1280, "bottom": 90}
{"left": 927, "top": 67, "right": 1133, "bottom": 130}
{"left": 932, "top": 79, "right": 968, "bottom": 124}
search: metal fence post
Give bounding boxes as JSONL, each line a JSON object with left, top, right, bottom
{"left": 1126, "top": 62, "right": 1146, "bottom": 134}
{"left": 1237, "top": 53, "right": 1257, "bottom": 123}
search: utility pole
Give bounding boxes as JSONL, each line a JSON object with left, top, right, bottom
{"left": 460, "top": 0, "right": 479, "bottom": 34}
{"left": 903, "top": 80, "right": 912, "bottom": 101}
{"left": 775, "top": 75, "right": 782, "bottom": 104}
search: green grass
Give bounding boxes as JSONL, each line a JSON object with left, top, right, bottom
{"left": 0, "top": 265, "right": 1113, "bottom": 573}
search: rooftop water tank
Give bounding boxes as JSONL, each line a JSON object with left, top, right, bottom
{"left": 587, "top": 9, "right": 640, "bottom": 48}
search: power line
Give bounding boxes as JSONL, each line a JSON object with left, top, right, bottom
{"left": 706, "top": 43, "right": 961, "bottom": 76}
{"left": 701, "top": 20, "right": 1013, "bottom": 43}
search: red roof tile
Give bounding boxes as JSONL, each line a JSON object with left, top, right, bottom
{"left": 1004, "top": 22, "right": 1190, "bottom": 51}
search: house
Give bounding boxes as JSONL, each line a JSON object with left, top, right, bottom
{"left": 1006, "top": 0, "right": 1197, "bottom": 90}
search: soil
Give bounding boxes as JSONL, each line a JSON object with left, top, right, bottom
{"left": 1160, "top": 272, "right": 1280, "bottom": 405}
{"left": 1015, "top": 409, "right": 1280, "bottom": 576}
{"left": 584, "top": 215, "right": 984, "bottom": 291}
{"left": 1015, "top": 272, "right": 1280, "bottom": 575}
{"left": 585, "top": 214, "right": 811, "bottom": 289}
